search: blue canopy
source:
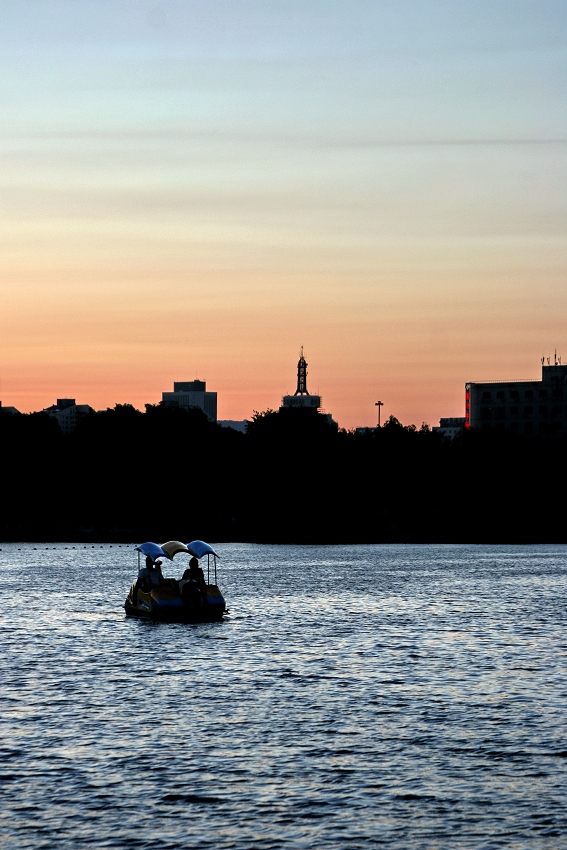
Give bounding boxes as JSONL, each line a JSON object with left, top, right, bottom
{"left": 135, "top": 542, "right": 171, "bottom": 561}
{"left": 186, "top": 540, "right": 219, "bottom": 559}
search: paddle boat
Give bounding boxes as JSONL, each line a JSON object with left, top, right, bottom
{"left": 124, "top": 539, "right": 226, "bottom": 622}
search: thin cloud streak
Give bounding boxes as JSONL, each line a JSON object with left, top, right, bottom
{"left": 5, "top": 130, "right": 567, "bottom": 148}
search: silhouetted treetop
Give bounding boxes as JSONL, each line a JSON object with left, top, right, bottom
{"left": 1, "top": 402, "right": 567, "bottom": 542}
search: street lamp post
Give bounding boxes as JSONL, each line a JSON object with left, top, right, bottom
{"left": 375, "top": 400, "right": 383, "bottom": 428}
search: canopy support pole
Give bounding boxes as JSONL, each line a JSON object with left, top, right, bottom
{"left": 207, "top": 553, "right": 210, "bottom": 584}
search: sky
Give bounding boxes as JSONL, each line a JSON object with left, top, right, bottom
{"left": 1, "top": 0, "right": 566, "bottom": 428}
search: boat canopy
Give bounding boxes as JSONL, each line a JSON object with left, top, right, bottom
{"left": 135, "top": 540, "right": 218, "bottom": 561}
{"left": 186, "top": 540, "right": 219, "bottom": 559}
{"left": 135, "top": 542, "right": 171, "bottom": 561}
{"left": 161, "top": 540, "right": 190, "bottom": 559}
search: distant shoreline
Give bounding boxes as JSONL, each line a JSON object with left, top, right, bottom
{"left": 3, "top": 405, "right": 567, "bottom": 548}
{"left": 2, "top": 534, "right": 566, "bottom": 546}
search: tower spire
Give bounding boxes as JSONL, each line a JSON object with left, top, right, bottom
{"left": 294, "top": 346, "right": 308, "bottom": 395}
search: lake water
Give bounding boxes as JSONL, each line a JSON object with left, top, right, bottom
{"left": 1, "top": 543, "right": 567, "bottom": 849}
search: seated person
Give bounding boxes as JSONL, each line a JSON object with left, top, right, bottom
{"left": 150, "top": 560, "right": 164, "bottom": 586}
{"left": 182, "top": 556, "right": 206, "bottom": 588}
{"left": 180, "top": 557, "right": 207, "bottom": 604}
{"left": 137, "top": 556, "right": 164, "bottom": 592}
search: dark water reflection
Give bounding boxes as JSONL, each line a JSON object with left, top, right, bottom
{"left": 1, "top": 543, "right": 566, "bottom": 848}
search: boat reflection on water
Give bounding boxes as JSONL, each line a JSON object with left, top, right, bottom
{"left": 124, "top": 539, "right": 226, "bottom": 623}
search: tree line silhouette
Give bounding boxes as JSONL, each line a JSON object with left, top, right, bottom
{"left": 1, "top": 404, "right": 566, "bottom": 542}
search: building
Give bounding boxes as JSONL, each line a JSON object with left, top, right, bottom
{"left": 280, "top": 348, "right": 336, "bottom": 426}
{"left": 162, "top": 380, "right": 217, "bottom": 422}
{"left": 0, "top": 401, "right": 20, "bottom": 415}
{"left": 218, "top": 420, "right": 248, "bottom": 434}
{"left": 433, "top": 417, "right": 466, "bottom": 439}
{"left": 281, "top": 348, "right": 322, "bottom": 411}
{"left": 466, "top": 360, "right": 567, "bottom": 436}
{"left": 43, "top": 398, "right": 94, "bottom": 435}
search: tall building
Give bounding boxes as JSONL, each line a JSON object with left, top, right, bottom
{"left": 466, "top": 360, "right": 567, "bottom": 436}
{"left": 281, "top": 348, "right": 322, "bottom": 410}
{"left": 280, "top": 349, "right": 336, "bottom": 426}
{"left": 43, "top": 398, "right": 94, "bottom": 434}
{"left": 162, "top": 380, "right": 217, "bottom": 422}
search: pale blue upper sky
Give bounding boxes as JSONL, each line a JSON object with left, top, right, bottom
{"left": 3, "top": 1, "right": 566, "bottom": 138}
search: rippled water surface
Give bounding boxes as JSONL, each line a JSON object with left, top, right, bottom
{"left": 2, "top": 543, "right": 567, "bottom": 849}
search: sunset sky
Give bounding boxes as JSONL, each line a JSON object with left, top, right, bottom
{"left": 1, "top": 1, "right": 566, "bottom": 428}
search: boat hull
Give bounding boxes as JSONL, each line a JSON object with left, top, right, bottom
{"left": 124, "top": 582, "right": 226, "bottom": 623}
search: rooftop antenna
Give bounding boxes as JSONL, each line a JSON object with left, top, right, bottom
{"left": 555, "top": 350, "right": 558, "bottom": 366}
{"left": 547, "top": 357, "right": 551, "bottom": 365}
{"left": 541, "top": 356, "right": 545, "bottom": 365}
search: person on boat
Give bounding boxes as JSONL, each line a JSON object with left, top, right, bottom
{"left": 183, "top": 557, "right": 205, "bottom": 588}
{"left": 141, "top": 554, "right": 153, "bottom": 576}
{"left": 150, "top": 560, "right": 164, "bottom": 586}
{"left": 136, "top": 556, "right": 164, "bottom": 593}
{"left": 180, "top": 556, "right": 207, "bottom": 604}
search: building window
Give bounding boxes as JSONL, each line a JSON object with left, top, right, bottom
{"left": 510, "top": 406, "right": 519, "bottom": 415}
{"left": 511, "top": 390, "right": 519, "bottom": 401}
{"left": 524, "top": 406, "right": 533, "bottom": 417}
{"left": 496, "top": 391, "right": 505, "bottom": 400}
{"left": 552, "top": 406, "right": 562, "bottom": 418}
{"left": 525, "top": 390, "right": 533, "bottom": 400}
{"left": 539, "top": 406, "right": 548, "bottom": 417}
{"left": 495, "top": 407, "right": 505, "bottom": 419}
{"left": 482, "top": 391, "right": 491, "bottom": 401}
{"left": 481, "top": 407, "right": 491, "bottom": 420}
{"left": 539, "top": 389, "right": 548, "bottom": 400}
{"left": 525, "top": 422, "right": 533, "bottom": 434}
